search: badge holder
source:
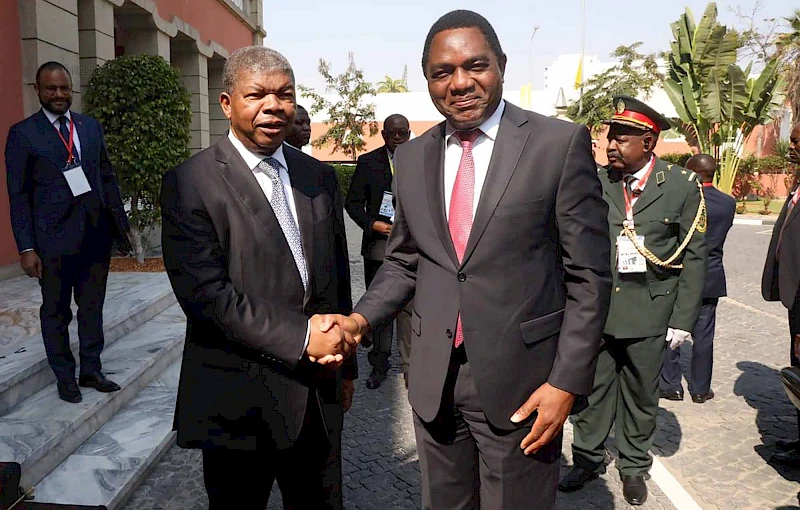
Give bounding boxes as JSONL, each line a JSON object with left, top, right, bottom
{"left": 379, "top": 190, "right": 395, "bottom": 223}
{"left": 63, "top": 161, "right": 91, "bottom": 197}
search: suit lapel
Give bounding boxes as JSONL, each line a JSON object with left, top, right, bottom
{"left": 73, "top": 114, "right": 89, "bottom": 164}
{"left": 381, "top": 148, "right": 393, "bottom": 186}
{"left": 284, "top": 148, "right": 315, "bottom": 304}
{"left": 423, "top": 124, "right": 459, "bottom": 268}
{"left": 215, "top": 138, "right": 305, "bottom": 292}
{"left": 632, "top": 158, "right": 666, "bottom": 216}
{"left": 34, "top": 111, "right": 67, "bottom": 167}
{"left": 461, "top": 104, "right": 529, "bottom": 266}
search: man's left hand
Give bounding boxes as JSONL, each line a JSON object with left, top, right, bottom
{"left": 666, "top": 328, "right": 692, "bottom": 350}
{"left": 342, "top": 379, "right": 354, "bottom": 412}
{"left": 511, "top": 383, "right": 575, "bottom": 455}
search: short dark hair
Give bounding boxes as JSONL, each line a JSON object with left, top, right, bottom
{"left": 36, "top": 61, "right": 71, "bottom": 85}
{"left": 296, "top": 104, "right": 307, "bottom": 113}
{"left": 421, "top": 10, "right": 504, "bottom": 77}
{"left": 383, "top": 114, "right": 409, "bottom": 126}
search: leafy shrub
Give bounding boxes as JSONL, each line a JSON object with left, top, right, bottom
{"left": 84, "top": 55, "right": 191, "bottom": 261}
{"left": 332, "top": 164, "right": 356, "bottom": 198}
{"left": 660, "top": 152, "right": 692, "bottom": 167}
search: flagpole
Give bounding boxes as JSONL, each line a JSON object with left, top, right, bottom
{"left": 577, "top": 0, "right": 586, "bottom": 116}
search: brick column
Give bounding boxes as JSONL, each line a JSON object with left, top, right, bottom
{"left": 172, "top": 47, "right": 209, "bottom": 153}
{"left": 77, "top": 0, "right": 115, "bottom": 83}
{"left": 19, "top": 0, "right": 81, "bottom": 115}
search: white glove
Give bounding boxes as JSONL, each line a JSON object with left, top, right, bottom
{"left": 666, "top": 328, "right": 692, "bottom": 350}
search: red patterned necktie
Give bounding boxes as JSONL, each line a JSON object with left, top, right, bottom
{"left": 448, "top": 129, "right": 481, "bottom": 348}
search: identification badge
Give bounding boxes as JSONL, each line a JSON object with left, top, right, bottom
{"left": 617, "top": 235, "right": 646, "bottom": 273}
{"left": 63, "top": 163, "right": 91, "bottom": 197}
{"left": 379, "top": 191, "right": 395, "bottom": 219}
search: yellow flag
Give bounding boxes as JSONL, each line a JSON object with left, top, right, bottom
{"left": 520, "top": 83, "right": 531, "bottom": 109}
{"left": 574, "top": 56, "right": 583, "bottom": 90}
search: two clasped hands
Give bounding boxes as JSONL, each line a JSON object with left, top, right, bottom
{"left": 306, "top": 313, "right": 574, "bottom": 455}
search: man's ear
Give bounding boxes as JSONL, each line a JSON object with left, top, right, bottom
{"left": 498, "top": 53, "right": 508, "bottom": 78}
{"left": 219, "top": 92, "right": 232, "bottom": 120}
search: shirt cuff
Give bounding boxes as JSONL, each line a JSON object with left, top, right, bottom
{"left": 300, "top": 319, "right": 310, "bottom": 359}
{"left": 20, "top": 249, "right": 34, "bottom": 253}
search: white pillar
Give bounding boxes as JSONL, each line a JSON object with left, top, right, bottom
{"left": 207, "top": 58, "right": 226, "bottom": 143}
{"left": 173, "top": 47, "right": 209, "bottom": 153}
{"left": 77, "top": 0, "right": 115, "bottom": 82}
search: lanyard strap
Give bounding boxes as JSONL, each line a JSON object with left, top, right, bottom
{"left": 55, "top": 117, "right": 76, "bottom": 164}
{"left": 388, "top": 155, "right": 394, "bottom": 175}
{"left": 622, "top": 157, "right": 656, "bottom": 225}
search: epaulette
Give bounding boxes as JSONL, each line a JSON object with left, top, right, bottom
{"left": 688, "top": 171, "right": 697, "bottom": 181}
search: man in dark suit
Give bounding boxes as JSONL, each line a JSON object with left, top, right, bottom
{"left": 5, "top": 61, "right": 130, "bottom": 403}
{"left": 762, "top": 122, "right": 800, "bottom": 468}
{"left": 285, "top": 104, "right": 311, "bottom": 150}
{"left": 660, "top": 154, "right": 735, "bottom": 403}
{"left": 160, "top": 46, "right": 357, "bottom": 509}
{"left": 329, "top": 10, "right": 611, "bottom": 508}
{"left": 345, "top": 114, "right": 411, "bottom": 389}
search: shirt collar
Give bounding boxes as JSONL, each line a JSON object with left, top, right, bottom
{"left": 41, "top": 108, "right": 71, "bottom": 126}
{"left": 445, "top": 100, "right": 506, "bottom": 144}
{"left": 630, "top": 155, "right": 655, "bottom": 181}
{"left": 227, "top": 130, "right": 288, "bottom": 172}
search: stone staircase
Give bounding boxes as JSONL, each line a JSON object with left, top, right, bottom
{"left": 0, "top": 272, "right": 185, "bottom": 510}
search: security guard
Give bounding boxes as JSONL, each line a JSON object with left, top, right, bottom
{"left": 559, "top": 96, "right": 707, "bottom": 505}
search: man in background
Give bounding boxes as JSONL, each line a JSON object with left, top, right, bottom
{"left": 762, "top": 122, "right": 800, "bottom": 467}
{"left": 660, "top": 154, "right": 735, "bottom": 403}
{"left": 285, "top": 104, "right": 311, "bottom": 149}
{"left": 345, "top": 114, "right": 411, "bottom": 389}
{"left": 5, "top": 61, "right": 131, "bottom": 404}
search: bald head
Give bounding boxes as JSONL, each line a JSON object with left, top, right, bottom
{"left": 382, "top": 114, "right": 410, "bottom": 153}
{"left": 686, "top": 154, "right": 717, "bottom": 183}
{"left": 789, "top": 123, "right": 800, "bottom": 165}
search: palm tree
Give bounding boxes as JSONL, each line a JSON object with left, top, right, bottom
{"left": 376, "top": 75, "right": 408, "bottom": 93}
{"left": 777, "top": 9, "right": 800, "bottom": 122}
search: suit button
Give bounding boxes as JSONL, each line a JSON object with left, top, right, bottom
{"left": 458, "top": 273, "right": 467, "bottom": 282}
{"left": 446, "top": 329, "right": 453, "bottom": 339}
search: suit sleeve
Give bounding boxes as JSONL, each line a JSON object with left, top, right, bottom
{"left": 762, "top": 200, "right": 788, "bottom": 301}
{"left": 668, "top": 183, "right": 707, "bottom": 331}
{"left": 328, "top": 165, "right": 357, "bottom": 380}
{"left": 160, "top": 168, "right": 309, "bottom": 367}
{"left": 353, "top": 145, "right": 417, "bottom": 326}
{"left": 344, "top": 155, "right": 373, "bottom": 232}
{"left": 548, "top": 126, "right": 612, "bottom": 396}
{"left": 4, "top": 125, "right": 35, "bottom": 253}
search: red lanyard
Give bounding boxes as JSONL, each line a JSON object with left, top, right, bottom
{"left": 55, "top": 117, "right": 76, "bottom": 165}
{"left": 622, "top": 157, "right": 656, "bottom": 224}
{"left": 792, "top": 188, "right": 800, "bottom": 206}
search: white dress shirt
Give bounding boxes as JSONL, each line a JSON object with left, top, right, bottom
{"left": 227, "top": 130, "right": 311, "bottom": 357}
{"left": 42, "top": 108, "right": 82, "bottom": 162}
{"left": 443, "top": 100, "right": 506, "bottom": 220}
{"left": 625, "top": 155, "right": 655, "bottom": 207}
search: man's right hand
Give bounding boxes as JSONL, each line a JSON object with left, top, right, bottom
{"left": 371, "top": 221, "right": 392, "bottom": 235}
{"left": 20, "top": 251, "right": 42, "bottom": 279}
{"left": 307, "top": 314, "right": 357, "bottom": 361}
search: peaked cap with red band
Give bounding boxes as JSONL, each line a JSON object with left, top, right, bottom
{"left": 602, "top": 95, "right": 671, "bottom": 134}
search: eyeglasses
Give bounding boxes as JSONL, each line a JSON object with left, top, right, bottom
{"left": 385, "top": 130, "right": 410, "bottom": 137}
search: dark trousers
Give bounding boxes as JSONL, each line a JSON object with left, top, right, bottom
{"left": 364, "top": 259, "right": 392, "bottom": 374}
{"left": 413, "top": 348, "right": 561, "bottom": 509}
{"left": 571, "top": 334, "right": 665, "bottom": 475}
{"left": 788, "top": 305, "right": 800, "bottom": 439}
{"left": 202, "top": 392, "right": 342, "bottom": 510}
{"left": 660, "top": 298, "right": 718, "bottom": 395}
{"left": 39, "top": 208, "right": 112, "bottom": 382}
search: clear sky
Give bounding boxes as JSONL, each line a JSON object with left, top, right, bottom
{"left": 262, "top": 1, "right": 796, "bottom": 94}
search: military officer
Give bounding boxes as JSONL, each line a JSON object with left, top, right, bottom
{"left": 559, "top": 96, "right": 707, "bottom": 505}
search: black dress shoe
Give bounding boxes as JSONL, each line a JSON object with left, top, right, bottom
{"left": 690, "top": 390, "right": 714, "bottom": 403}
{"left": 365, "top": 369, "right": 386, "bottom": 390}
{"left": 775, "top": 439, "right": 800, "bottom": 452}
{"left": 558, "top": 464, "right": 605, "bottom": 492}
{"left": 621, "top": 475, "right": 648, "bottom": 505}
{"left": 659, "top": 390, "right": 683, "bottom": 401}
{"left": 57, "top": 379, "right": 82, "bottom": 403}
{"left": 771, "top": 450, "right": 800, "bottom": 468}
{"left": 79, "top": 372, "right": 121, "bottom": 392}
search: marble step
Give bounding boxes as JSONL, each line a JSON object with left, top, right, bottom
{"left": 31, "top": 360, "right": 182, "bottom": 509}
{"left": 0, "top": 273, "right": 177, "bottom": 415}
{"left": 0, "top": 304, "right": 186, "bottom": 491}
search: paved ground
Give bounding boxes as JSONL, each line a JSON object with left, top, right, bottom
{"left": 123, "top": 219, "right": 800, "bottom": 509}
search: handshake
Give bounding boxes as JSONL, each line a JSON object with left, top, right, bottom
{"left": 306, "top": 313, "right": 370, "bottom": 366}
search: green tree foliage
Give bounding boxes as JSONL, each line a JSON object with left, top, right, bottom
{"left": 566, "top": 43, "right": 663, "bottom": 133}
{"left": 776, "top": 9, "right": 800, "bottom": 122}
{"left": 376, "top": 75, "right": 408, "bottom": 93}
{"left": 665, "top": 2, "right": 785, "bottom": 194}
{"left": 84, "top": 55, "right": 191, "bottom": 262}
{"left": 299, "top": 53, "right": 378, "bottom": 162}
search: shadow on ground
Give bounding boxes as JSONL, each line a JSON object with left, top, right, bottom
{"left": 735, "top": 360, "right": 800, "bottom": 484}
